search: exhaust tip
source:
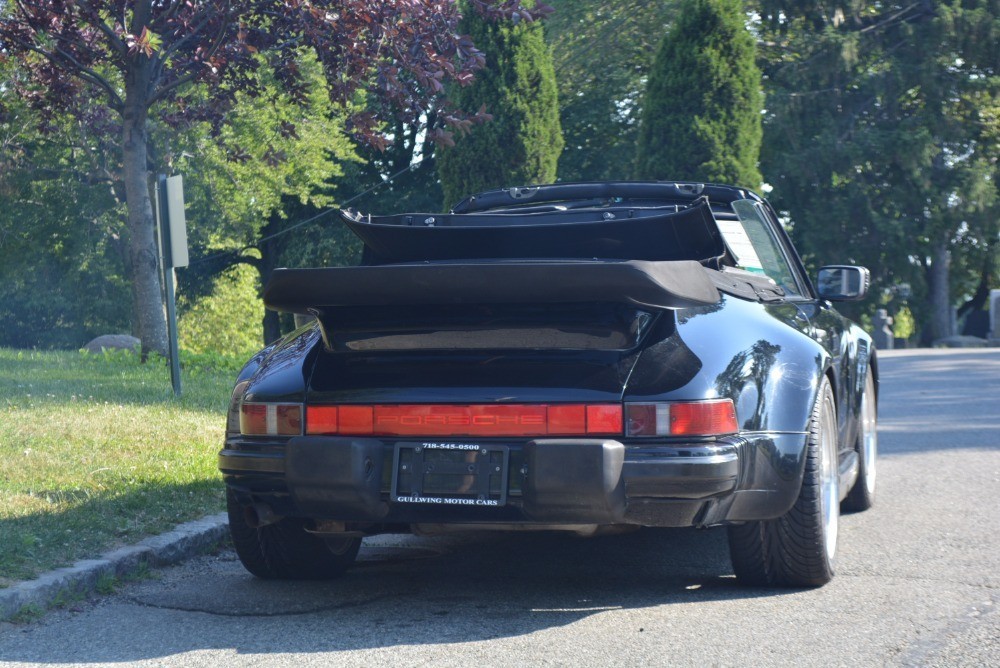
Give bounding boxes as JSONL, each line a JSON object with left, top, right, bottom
{"left": 243, "top": 502, "right": 282, "bottom": 528}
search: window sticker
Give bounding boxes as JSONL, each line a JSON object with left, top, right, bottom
{"left": 716, "top": 218, "right": 766, "bottom": 274}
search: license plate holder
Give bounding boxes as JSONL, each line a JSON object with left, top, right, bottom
{"left": 391, "top": 442, "right": 509, "bottom": 507}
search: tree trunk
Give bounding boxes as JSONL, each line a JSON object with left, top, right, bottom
{"left": 122, "top": 67, "right": 168, "bottom": 357}
{"left": 956, "top": 253, "right": 993, "bottom": 319}
{"left": 927, "top": 234, "right": 953, "bottom": 343}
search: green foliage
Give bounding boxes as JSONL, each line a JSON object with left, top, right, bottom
{"left": 757, "top": 0, "right": 999, "bottom": 338}
{"left": 0, "top": 67, "right": 132, "bottom": 348}
{"left": 635, "top": 0, "right": 763, "bottom": 188}
{"left": 437, "top": 6, "right": 564, "bottom": 208}
{"left": 95, "top": 572, "right": 119, "bottom": 595}
{"left": 164, "top": 50, "right": 356, "bottom": 265}
{"left": 165, "top": 52, "right": 358, "bottom": 347}
{"left": 278, "top": 207, "right": 365, "bottom": 269}
{"left": 177, "top": 263, "right": 264, "bottom": 359}
{"left": 2, "top": 0, "right": 538, "bottom": 357}
{"left": 893, "top": 305, "right": 916, "bottom": 341}
{"left": 9, "top": 603, "right": 45, "bottom": 623}
{"left": 0, "top": 52, "right": 355, "bottom": 352}
{"left": 546, "top": 0, "right": 677, "bottom": 181}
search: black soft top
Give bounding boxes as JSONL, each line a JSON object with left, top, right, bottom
{"left": 263, "top": 182, "right": 785, "bottom": 320}
{"left": 341, "top": 197, "right": 731, "bottom": 266}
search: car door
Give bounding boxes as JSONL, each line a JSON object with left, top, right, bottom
{"left": 730, "top": 199, "right": 860, "bottom": 453}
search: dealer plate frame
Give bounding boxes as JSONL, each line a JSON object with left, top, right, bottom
{"left": 391, "top": 442, "right": 509, "bottom": 507}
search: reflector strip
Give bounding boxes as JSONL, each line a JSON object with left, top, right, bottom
{"left": 305, "top": 404, "right": 623, "bottom": 437}
{"left": 265, "top": 405, "right": 277, "bottom": 435}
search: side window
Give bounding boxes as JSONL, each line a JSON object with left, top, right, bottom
{"left": 725, "top": 200, "right": 803, "bottom": 297}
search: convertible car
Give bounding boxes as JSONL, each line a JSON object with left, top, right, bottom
{"left": 220, "top": 181, "right": 878, "bottom": 587}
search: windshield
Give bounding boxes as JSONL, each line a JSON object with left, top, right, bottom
{"left": 727, "top": 199, "right": 802, "bottom": 296}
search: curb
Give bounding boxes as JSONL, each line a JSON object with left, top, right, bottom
{"left": 0, "top": 513, "right": 229, "bottom": 621}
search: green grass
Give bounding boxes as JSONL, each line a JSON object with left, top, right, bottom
{"left": 0, "top": 348, "right": 245, "bottom": 586}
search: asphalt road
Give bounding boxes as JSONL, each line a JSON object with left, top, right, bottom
{"left": 1, "top": 348, "right": 998, "bottom": 667}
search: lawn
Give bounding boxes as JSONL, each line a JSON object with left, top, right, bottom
{"left": 0, "top": 348, "right": 242, "bottom": 586}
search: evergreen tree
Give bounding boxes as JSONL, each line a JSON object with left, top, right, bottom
{"left": 437, "top": 7, "right": 564, "bottom": 209}
{"left": 545, "top": 0, "right": 677, "bottom": 182}
{"left": 757, "top": 1, "right": 998, "bottom": 342}
{"left": 634, "top": 0, "right": 762, "bottom": 187}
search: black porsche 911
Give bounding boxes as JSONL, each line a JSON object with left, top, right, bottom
{"left": 219, "top": 181, "right": 877, "bottom": 588}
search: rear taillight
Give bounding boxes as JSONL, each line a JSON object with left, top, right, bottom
{"left": 239, "top": 402, "right": 303, "bottom": 436}
{"left": 626, "top": 400, "right": 738, "bottom": 437}
{"left": 305, "top": 404, "right": 623, "bottom": 438}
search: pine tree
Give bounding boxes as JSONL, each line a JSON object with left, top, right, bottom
{"left": 545, "top": 0, "right": 677, "bottom": 182}
{"left": 757, "top": 1, "right": 999, "bottom": 342}
{"left": 634, "top": 0, "right": 762, "bottom": 188}
{"left": 437, "top": 8, "right": 564, "bottom": 209}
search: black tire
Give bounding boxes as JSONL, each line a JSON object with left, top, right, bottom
{"left": 727, "top": 377, "right": 840, "bottom": 587}
{"left": 842, "top": 368, "right": 877, "bottom": 512}
{"left": 226, "top": 489, "right": 361, "bottom": 580}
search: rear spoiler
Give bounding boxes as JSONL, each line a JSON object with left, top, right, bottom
{"left": 263, "top": 260, "right": 721, "bottom": 314}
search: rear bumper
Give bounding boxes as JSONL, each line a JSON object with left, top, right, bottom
{"left": 220, "top": 432, "right": 806, "bottom": 528}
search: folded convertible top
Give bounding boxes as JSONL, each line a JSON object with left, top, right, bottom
{"left": 264, "top": 259, "right": 721, "bottom": 314}
{"left": 340, "top": 199, "right": 726, "bottom": 264}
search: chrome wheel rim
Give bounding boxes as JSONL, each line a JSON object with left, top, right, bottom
{"left": 819, "top": 390, "right": 839, "bottom": 564}
{"left": 861, "top": 373, "right": 878, "bottom": 495}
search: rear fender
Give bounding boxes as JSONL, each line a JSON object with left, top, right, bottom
{"left": 627, "top": 297, "right": 830, "bottom": 435}
{"left": 242, "top": 324, "right": 323, "bottom": 403}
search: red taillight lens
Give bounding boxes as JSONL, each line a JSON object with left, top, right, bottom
{"left": 239, "top": 402, "right": 303, "bottom": 436}
{"left": 306, "top": 405, "right": 338, "bottom": 435}
{"left": 586, "top": 404, "right": 623, "bottom": 434}
{"left": 669, "top": 401, "right": 738, "bottom": 436}
{"left": 626, "top": 400, "right": 738, "bottom": 437}
{"left": 546, "top": 404, "right": 586, "bottom": 435}
{"left": 305, "top": 404, "right": 622, "bottom": 437}
{"left": 339, "top": 406, "right": 374, "bottom": 434}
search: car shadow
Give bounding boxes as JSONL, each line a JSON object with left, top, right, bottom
{"left": 0, "top": 528, "right": 797, "bottom": 663}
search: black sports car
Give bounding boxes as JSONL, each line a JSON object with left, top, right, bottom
{"left": 220, "top": 181, "right": 877, "bottom": 587}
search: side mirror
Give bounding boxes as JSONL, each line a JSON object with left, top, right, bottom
{"left": 816, "top": 265, "right": 870, "bottom": 301}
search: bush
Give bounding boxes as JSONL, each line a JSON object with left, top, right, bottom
{"left": 178, "top": 264, "right": 264, "bottom": 358}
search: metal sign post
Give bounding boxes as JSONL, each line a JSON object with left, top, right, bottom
{"left": 155, "top": 174, "right": 188, "bottom": 397}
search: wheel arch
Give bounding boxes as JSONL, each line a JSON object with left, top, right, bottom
{"left": 868, "top": 349, "right": 880, "bottom": 408}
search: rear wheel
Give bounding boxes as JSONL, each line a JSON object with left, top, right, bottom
{"left": 227, "top": 489, "right": 361, "bottom": 580}
{"left": 728, "top": 377, "right": 839, "bottom": 587}
{"left": 843, "top": 368, "right": 877, "bottom": 512}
